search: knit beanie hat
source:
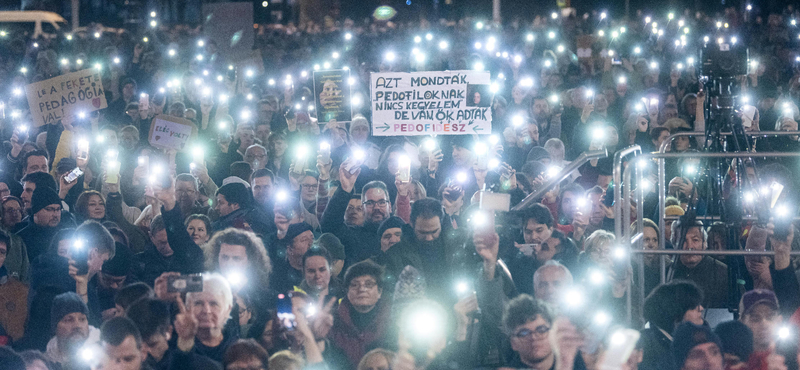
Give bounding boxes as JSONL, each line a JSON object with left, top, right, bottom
{"left": 672, "top": 322, "right": 723, "bottom": 368}
{"left": 378, "top": 216, "right": 405, "bottom": 237}
{"left": 284, "top": 222, "right": 313, "bottom": 243}
{"left": 51, "top": 292, "right": 89, "bottom": 330}
{"left": 31, "top": 187, "right": 61, "bottom": 216}
{"left": 714, "top": 320, "right": 754, "bottom": 362}
{"left": 316, "top": 233, "right": 345, "bottom": 261}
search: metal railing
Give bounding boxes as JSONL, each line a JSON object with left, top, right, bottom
{"left": 511, "top": 149, "right": 608, "bottom": 211}
{"left": 613, "top": 130, "right": 800, "bottom": 324}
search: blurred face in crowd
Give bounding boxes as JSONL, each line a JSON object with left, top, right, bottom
{"left": 742, "top": 304, "right": 781, "bottom": 351}
{"left": 531, "top": 98, "right": 550, "bottom": 123}
{"left": 271, "top": 138, "right": 288, "bottom": 157}
{"left": 642, "top": 226, "right": 659, "bottom": 266}
{"left": 682, "top": 342, "right": 723, "bottom": 370}
{"left": 304, "top": 255, "right": 331, "bottom": 292}
{"left": 218, "top": 243, "right": 249, "bottom": 274}
{"left": 244, "top": 146, "right": 268, "bottom": 170}
{"left": 227, "top": 356, "right": 266, "bottom": 370}
{"left": 683, "top": 305, "right": 705, "bottom": 326}
{"left": 102, "top": 335, "right": 144, "bottom": 370}
{"left": 21, "top": 183, "right": 34, "bottom": 211}
{"left": 101, "top": 128, "right": 120, "bottom": 149}
{"left": 34, "top": 204, "right": 61, "bottom": 227}
{"left": 347, "top": 275, "right": 382, "bottom": 313}
{"left": 255, "top": 123, "right": 271, "bottom": 145}
{"left": 363, "top": 188, "right": 390, "bottom": 224}
{"left": 56, "top": 312, "right": 89, "bottom": 352}
{"left": 680, "top": 227, "right": 705, "bottom": 268}
{"left": 288, "top": 231, "right": 314, "bottom": 268}
{"left": 345, "top": 198, "right": 364, "bottom": 226}
{"left": 510, "top": 316, "right": 553, "bottom": 366}
{"left": 380, "top": 227, "right": 402, "bottom": 252}
{"left": 120, "top": 129, "right": 139, "bottom": 151}
{"left": 560, "top": 191, "right": 579, "bottom": 221}
{"left": 186, "top": 219, "right": 209, "bottom": 245}
{"left": 534, "top": 266, "right": 571, "bottom": 304}
{"left": 674, "top": 136, "right": 691, "bottom": 151}
{"left": 414, "top": 216, "right": 441, "bottom": 242}
{"left": 0, "top": 182, "right": 9, "bottom": 199}
{"left": 588, "top": 239, "right": 612, "bottom": 269}
{"left": 175, "top": 180, "right": 198, "bottom": 210}
{"left": 359, "top": 352, "right": 391, "bottom": 370}
{"left": 151, "top": 229, "right": 172, "bottom": 257}
{"left": 451, "top": 145, "right": 473, "bottom": 167}
{"left": 653, "top": 130, "right": 670, "bottom": 149}
{"left": 251, "top": 175, "right": 274, "bottom": 206}
{"left": 588, "top": 192, "right": 605, "bottom": 226}
{"left": 236, "top": 128, "right": 256, "bottom": 150}
{"left": 86, "top": 194, "right": 106, "bottom": 220}
{"left": 300, "top": 176, "right": 318, "bottom": 202}
{"left": 0, "top": 242, "right": 6, "bottom": 268}
{"left": 122, "top": 83, "right": 135, "bottom": 101}
{"left": 189, "top": 290, "right": 232, "bottom": 333}
{"left": 351, "top": 124, "right": 369, "bottom": 144}
{"left": 523, "top": 219, "right": 552, "bottom": 245}
{"left": 215, "top": 195, "right": 239, "bottom": 217}
{"left": 25, "top": 155, "right": 48, "bottom": 175}
{"left": 2, "top": 199, "right": 22, "bottom": 229}
{"left": 142, "top": 331, "right": 170, "bottom": 363}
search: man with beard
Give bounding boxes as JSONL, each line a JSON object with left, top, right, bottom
{"left": 175, "top": 174, "right": 209, "bottom": 218}
{"left": 382, "top": 198, "right": 464, "bottom": 300}
{"left": 530, "top": 96, "right": 562, "bottom": 144}
{"left": 321, "top": 162, "right": 397, "bottom": 267}
{"left": 18, "top": 187, "right": 73, "bottom": 262}
{"left": 667, "top": 220, "right": 728, "bottom": 308}
{"left": 46, "top": 292, "right": 101, "bottom": 367}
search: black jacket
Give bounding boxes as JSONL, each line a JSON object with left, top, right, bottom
{"left": 320, "top": 186, "right": 382, "bottom": 267}
{"left": 134, "top": 206, "right": 205, "bottom": 285}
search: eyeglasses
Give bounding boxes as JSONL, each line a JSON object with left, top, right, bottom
{"left": 349, "top": 280, "right": 377, "bottom": 290}
{"left": 364, "top": 200, "right": 388, "bottom": 208}
{"left": 513, "top": 325, "right": 551, "bottom": 340}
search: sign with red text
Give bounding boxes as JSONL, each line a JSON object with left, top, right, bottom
{"left": 148, "top": 115, "right": 197, "bottom": 151}
{"left": 370, "top": 70, "right": 492, "bottom": 136}
{"left": 25, "top": 69, "right": 108, "bottom": 127}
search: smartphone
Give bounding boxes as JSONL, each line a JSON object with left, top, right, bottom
{"left": 479, "top": 191, "right": 511, "bottom": 212}
{"left": 598, "top": 329, "right": 640, "bottom": 370}
{"left": 139, "top": 93, "right": 150, "bottom": 112}
{"left": 167, "top": 274, "right": 204, "bottom": 293}
{"left": 319, "top": 142, "right": 332, "bottom": 163}
{"left": 444, "top": 180, "right": 463, "bottom": 202}
{"left": 603, "top": 184, "right": 615, "bottom": 207}
{"left": 344, "top": 151, "right": 366, "bottom": 174}
{"left": 106, "top": 161, "right": 120, "bottom": 184}
{"left": 64, "top": 167, "right": 84, "bottom": 183}
{"left": 611, "top": 58, "right": 622, "bottom": 65}
{"left": 397, "top": 156, "right": 411, "bottom": 182}
{"left": 138, "top": 156, "right": 150, "bottom": 171}
{"left": 71, "top": 239, "right": 89, "bottom": 275}
{"left": 517, "top": 243, "right": 536, "bottom": 256}
{"left": 16, "top": 125, "right": 29, "bottom": 144}
{"left": 277, "top": 292, "right": 297, "bottom": 331}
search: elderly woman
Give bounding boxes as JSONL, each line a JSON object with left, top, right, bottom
{"left": 577, "top": 230, "right": 632, "bottom": 320}
{"left": 75, "top": 190, "right": 106, "bottom": 222}
{"left": 179, "top": 273, "right": 236, "bottom": 363}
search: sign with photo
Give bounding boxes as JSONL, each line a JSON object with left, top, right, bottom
{"left": 313, "top": 69, "right": 352, "bottom": 123}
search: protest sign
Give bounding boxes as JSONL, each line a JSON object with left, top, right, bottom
{"left": 24, "top": 69, "right": 108, "bottom": 127}
{"left": 148, "top": 115, "right": 197, "bottom": 151}
{"left": 313, "top": 69, "right": 352, "bottom": 123}
{"left": 370, "top": 70, "right": 492, "bottom": 136}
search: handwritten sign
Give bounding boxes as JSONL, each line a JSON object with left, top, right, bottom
{"left": 148, "top": 115, "right": 197, "bottom": 151}
{"left": 370, "top": 70, "right": 492, "bottom": 136}
{"left": 24, "top": 69, "right": 108, "bottom": 127}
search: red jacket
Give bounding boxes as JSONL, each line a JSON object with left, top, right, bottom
{"left": 330, "top": 298, "right": 392, "bottom": 368}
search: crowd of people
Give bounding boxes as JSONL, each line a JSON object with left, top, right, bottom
{"left": 1, "top": 3, "right": 800, "bottom": 370}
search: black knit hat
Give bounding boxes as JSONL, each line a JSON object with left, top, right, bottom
{"left": 51, "top": 292, "right": 89, "bottom": 330}
{"left": 378, "top": 216, "right": 405, "bottom": 237}
{"left": 284, "top": 222, "right": 313, "bottom": 242}
{"left": 31, "top": 187, "right": 61, "bottom": 216}
{"left": 316, "top": 233, "right": 345, "bottom": 261}
{"left": 216, "top": 183, "right": 251, "bottom": 207}
{"left": 714, "top": 320, "right": 754, "bottom": 362}
{"left": 672, "top": 322, "right": 723, "bottom": 368}
{"left": 101, "top": 242, "right": 131, "bottom": 277}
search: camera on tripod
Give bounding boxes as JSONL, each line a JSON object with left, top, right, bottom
{"left": 700, "top": 37, "right": 749, "bottom": 79}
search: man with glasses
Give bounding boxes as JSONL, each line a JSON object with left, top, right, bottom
{"left": 18, "top": 187, "right": 73, "bottom": 262}
{"left": 175, "top": 174, "right": 209, "bottom": 219}
{"left": 321, "top": 161, "right": 405, "bottom": 267}
{"left": 667, "top": 220, "right": 728, "bottom": 308}
{"left": 502, "top": 294, "right": 587, "bottom": 369}
{"left": 244, "top": 144, "right": 268, "bottom": 170}
{"left": 330, "top": 260, "right": 391, "bottom": 369}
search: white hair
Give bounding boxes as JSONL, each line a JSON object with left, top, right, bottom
{"left": 533, "top": 260, "right": 574, "bottom": 286}
{"left": 584, "top": 230, "right": 615, "bottom": 254}
{"left": 186, "top": 272, "right": 233, "bottom": 310}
